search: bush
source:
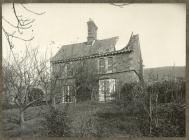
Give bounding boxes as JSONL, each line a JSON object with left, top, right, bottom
{"left": 70, "top": 110, "right": 97, "bottom": 137}
{"left": 44, "top": 105, "right": 71, "bottom": 136}
{"left": 116, "top": 80, "right": 185, "bottom": 136}
{"left": 147, "top": 80, "right": 185, "bottom": 103}
{"left": 76, "top": 87, "right": 91, "bottom": 102}
{"left": 152, "top": 103, "right": 185, "bottom": 137}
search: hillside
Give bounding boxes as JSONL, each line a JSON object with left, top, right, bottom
{"left": 144, "top": 66, "right": 185, "bottom": 81}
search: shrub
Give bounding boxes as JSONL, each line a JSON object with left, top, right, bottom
{"left": 116, "top": 80, "right": 185, "bottom": 136}
{"left": 147, "top": 80, "right": 185, "bottom": 103}
{"left": 70, "top": 110, "right": 97, "bottom": 137}
{"left": 68, "top": 101, "right": 99, "bottom": 137}
{"left": 76, "top": 87, "right": 91, "bottom": 102}
{"left": 44, "top": 105, "right": 71, "bottom": 136}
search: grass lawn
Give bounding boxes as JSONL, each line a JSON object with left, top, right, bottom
{"left": 2, "top": 105, "right": 49, "bottom": 137}
{"left": 2, "top": 101, "right": 143, "bottom": 137}
{"left": 66, "top": 101, "right": 143, "bottom": 137}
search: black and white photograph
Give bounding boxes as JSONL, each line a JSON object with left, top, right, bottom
{"left": 2, "top": 3, "right": 186, "bottom": 137}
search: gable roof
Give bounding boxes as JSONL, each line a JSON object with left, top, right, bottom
{"left": 51, "top": 37, "right": 118, "bottom": 62}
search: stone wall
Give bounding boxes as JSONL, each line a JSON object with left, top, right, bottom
{"left": 51, "top": 35, "right": 143, "bottom": 101}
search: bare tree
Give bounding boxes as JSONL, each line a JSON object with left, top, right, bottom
{"left": 2, "top": 4, "right": 48, "bottom": 128}
{"left": 3, "top": 46, "right": 49, "bottom": 129}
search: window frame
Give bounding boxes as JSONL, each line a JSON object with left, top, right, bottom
{"left": 107, "top": 57, "right": 113, "bottom": 73}
{"left": 98, "top": 57, "right": 114, "bottom": 74}
{"left": 99, "top": 58, "right": 106, "bottom": 74}
{"left": 99, "top": 78, "right": 116, "bottom": 102}
{"left": 62, "top": 85, "right": 74, "bottom": 103}
{"left": 66, "top": 62, "right": 73, "bottom": 77}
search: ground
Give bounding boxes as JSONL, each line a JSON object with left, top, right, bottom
{"left": 2, "top": 99, "right": 185, "bottom": 137}
{"left": 2, "top": 102, "right": 142, "bottom": 137}
{"left": 2, "top": 105, "right": 48, "bottom": 137}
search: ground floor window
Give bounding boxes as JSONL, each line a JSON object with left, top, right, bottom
{"left": 99, "top": 79, "right": 116, "bottom": 102}
{"left": 62, "top": 85, "right": 75, "bottom": 103}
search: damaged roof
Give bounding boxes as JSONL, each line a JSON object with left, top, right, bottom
{"left": 121, "top": 34, "right": 139, "bottom": 51}
{"left": 51, "top": 37, "right": 118, "bottom": 62}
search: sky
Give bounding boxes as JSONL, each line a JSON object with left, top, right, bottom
{"left": 2, "top": 3, "right": 186, "bottom": 68}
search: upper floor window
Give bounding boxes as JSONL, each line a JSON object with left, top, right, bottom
{"left": 107, "top": 57, "right": 113, "bottom": 73}
{"left": 65, "top": 62, "right": 73, "bottom": 77}
{"left": 99, "top": 57, "right": 113, "bottom": 74}
{"left": 99, "top": 58, "right": 105, "bottom": 74}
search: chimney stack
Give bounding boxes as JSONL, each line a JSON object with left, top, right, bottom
{"left": 87, "top": 19, "right": 98, "bottom": 43}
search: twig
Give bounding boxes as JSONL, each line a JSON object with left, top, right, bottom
{"left": 21, "top": 4, "right": 46, "bottom": 15}
{"left": 2, "top": 16, "right": 31, "bottom": 29}
{"left": 2, "top": 26, "right": 34, "bottom": 42}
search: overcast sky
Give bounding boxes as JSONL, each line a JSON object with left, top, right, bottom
{"left": 2, "top": 3, "right": 186, "bottom": 68}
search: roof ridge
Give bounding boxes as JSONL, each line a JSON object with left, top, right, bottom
{"left": 97, "top": 36, "right": 119, "bottom": 41}
{"left": 60, "top": 36, "right": 119, "bottom": 47}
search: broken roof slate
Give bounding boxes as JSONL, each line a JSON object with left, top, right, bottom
{"left": 51, "top": 37, "right": 118, "bottom": 62}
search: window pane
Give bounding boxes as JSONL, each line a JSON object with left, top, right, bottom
{"left": 63, "top": 85, "right": 74, "bottom": 103}
{"left": 108, "top": 57, "right": 113, "bottom": 65}
{"left": 107, "top": 57, "right": 113, "bottom": 72}
{"left": 99, "top": 80, "right": 105, "bottom": 101}
{"left": 67, "top": 63, "right": 73, "bottom": 76}
{"left": 99, "top": 58, "right": 105, "bottom": 66}
{"left": 99, "top": 58, "right": 105, "bottom": 74}
{"left": 98, "top": 79, "right": 116, "bottom": 102}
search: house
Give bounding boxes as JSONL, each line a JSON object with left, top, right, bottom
{"left": 50, "top": 19, "right": 143, "bottom": 103}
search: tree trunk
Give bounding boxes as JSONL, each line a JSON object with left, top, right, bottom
{"left": 52, "top": 96, "right": 56, "bottom": 108}
{"left": 149, "top": 90, "right": 152, "bottom": 136}
{"left": 19, "top": 109, "right": 25, "bottom": 130}
{"left": 155, "top": 94, "right": 159, "bottom": 127}
{"left": 45, "top": 90, "right": 49, "bottom": 105}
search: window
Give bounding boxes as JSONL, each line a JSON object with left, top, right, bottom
{"left": 99, "top": 57, "right": 113, "bottom": 74}
{"left": 64, "top": 64, "right": 67, "bottom": 77}
{"left": 107, "top": 57, "right": 113, "bottom": 73}
{"left": 52, "top": 64, "right": 61, "bottom": 77}
{"left": 66, "top": 62, "right": 73, "bottom": 77}
{"left": 62, "top": 85, "right": 74, "bottom": 103}
{"left": 99, "top": 79, "right": 116, "bottom": 102}
{"left": 99, "top": 58, "right": 105, "bottom": 74}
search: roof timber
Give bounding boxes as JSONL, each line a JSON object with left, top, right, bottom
{"left": 50, "top": 49, "right": 132, "bottom": 64}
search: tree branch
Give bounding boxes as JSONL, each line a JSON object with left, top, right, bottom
{"left": 23, "top": 97, "right": 43, "bottom": 111}
{"left": 2, "top": 26, "right": 34, "bottom": 42}
{"left": 21, "top": 4, "right": 46, "bottom": 15}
